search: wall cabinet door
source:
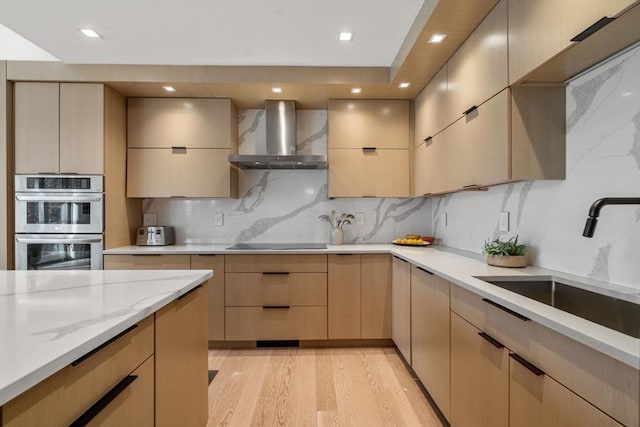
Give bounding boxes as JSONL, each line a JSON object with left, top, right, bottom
{"left": 413, "top": 131, "right": 451, "bottom": 196}
{"left": 391, "top": 256, "right": 411, "bottom": 363}
{"left": 508, "top": 0, "right": 635, "bottom": 84}
{"left": 328, "top": 148, "right": 409, "bottom": 197}
{"left": 447, "top": 0, "right": 508, "bottom": 125}
{"left": 59, "top": 83, "right": 104, "bottom": 174}
{"left": 328, "top": 254, "right": 362, "bottom": 339}
{"left": 451, "top": 312, "right": 508, "bottom": 427}
{"left": 127, "top": 98, "right": 236, "bottom": 148}
{"left": 410, "top": 265, "right": 451, "bottom": 420}
{"left": 509, "top": 356, "right": 623, "bottom": 427}
{"left": 14, "top": 82, "right": 60, "bottom": 174}
{"left": 328, "top": 99, "right": 409, "bottom": 149}
{"left": 155, "top": 284, "right": 208, "bottom": 427}
{"left": 191, "top": 254, "right": 225, "bottom": 341}
{"left": 361, "top": 254, "right": 392, "bottom": 339}
{"left": 414, "top": 65, "right": 448, "bottom": 147}
{"left": 127, "top": 148, "right": 235, "bottom": 198}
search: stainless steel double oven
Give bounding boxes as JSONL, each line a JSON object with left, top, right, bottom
{"left": 15, "top": 175, "right": 104, "bottom": 270}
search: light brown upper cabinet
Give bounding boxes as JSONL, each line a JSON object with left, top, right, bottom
{"left": 414, "top": 65, "right": 448, "bottom": 147}
{"left": 446, "top": 0, "right": 507, "bottom": 125}
{"left": 509, "top": 0, "right": 636, "bottom": 84}
{"left": 15, "top": 82, "right": 105, "bottom": 174}
{"left": 413, "top": 132, "right": 450, "bottom": 197}
{"left": 126, "top": 98, "right": 238, "bottom": 198}
{"left": 328, "top": 99, "right": 410, "bottom": 198}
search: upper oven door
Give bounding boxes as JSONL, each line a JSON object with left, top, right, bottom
{"left": 15, "top": 192, "right": 104, "bottom": 234}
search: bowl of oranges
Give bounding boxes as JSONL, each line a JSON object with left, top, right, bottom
{"left": 392, "top": 234, "right": 431, "bottom": 247}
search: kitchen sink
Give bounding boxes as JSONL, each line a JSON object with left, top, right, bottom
{"left": 474, "top": 276, "right": 640, "bottom": 339}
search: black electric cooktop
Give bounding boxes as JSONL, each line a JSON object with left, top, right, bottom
{"left": 226, "top": 243, "right": 327, "bottom": 250}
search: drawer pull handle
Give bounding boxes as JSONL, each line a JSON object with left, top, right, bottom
{"left": 177, "top": 284, "right": 202, "bottom": 300}
{"left": 171, "top": 146, "right": 187, "bottom": 154}
{"left": 262, "top": 305, "right": 290, "bottom": 309}
{"left": 336, "top": 253, "right": 354, "bottom": 256}
{"left": 393, "top": 255, "right": 408, "bottom": 263}
{"left": 510, "top": 353, "right": 544, "bottom": 376}
{"left": 71, "top": 324, "right": 138, "bottom": 366}
{"left": 482, "top": 298, "right": 530, "bottom": 321}
{"left": 362, "top": 146, "right": 377, "bottom": 152}
{"left": 570, "top": 16, "right": 615, "bottom": 42}
{"left": 262, "top": 271, "right": 290, "bottom": 275}
{"left": 478, "top": 332, "right": 504, "bottom": 349}
{"left": 69, "top": 375, "right": 138, "bottom": 427}
{"left": 463, "top": 105, "right": 478, "bottom": 115}
{"left": 416, "top": 266, "right": 433, "bottom": 275}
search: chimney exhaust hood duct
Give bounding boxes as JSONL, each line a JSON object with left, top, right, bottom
{"left": 228, "top": 100, "right": 327, "bottom": 169}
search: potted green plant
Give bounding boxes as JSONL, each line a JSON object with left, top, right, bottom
{"left": 482, "top": 235, "right": 527, "bottom": 268}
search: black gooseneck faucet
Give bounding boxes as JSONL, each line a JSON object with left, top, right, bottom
{"left": 583, "top": 197, "right": 640, "bottom": 237}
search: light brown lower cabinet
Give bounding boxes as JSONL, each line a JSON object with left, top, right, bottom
{"left": 391, "top": 256, "right": 411, "bottom": 363}
{"left": 450, "top": 312, "right": 508, "bottom": 427}
{"left": 225, "top": 306, "right": 328, "bottom": 340}
{"left": 509, "top": 355, "right": 622, "bottom": 427}
{"left": 361, "top": 254, "right": 392, "bottom": 339}
{"left": 155, "top": 283, "right": 208, "bottom": 427}
{"left": 328, "top": 254, "right": 362, "bottom": 339}
{"left": 191, "top": 254, "right": 225, "bottom": 341}
{"left": 103, "top": 254, "right": 191, "bottom": 270}
{"left": 410, "top": 265, "right": 450, "bottom": 420}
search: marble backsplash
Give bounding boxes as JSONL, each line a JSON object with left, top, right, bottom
{"left": 144, "top": 110, "right": 432, "bottom": 244}
{"left": 433, "top": 44, "right": 640, "bottom": 290}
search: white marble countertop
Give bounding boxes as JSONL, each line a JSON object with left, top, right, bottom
{"left": 0, "top": 269, "right": 212, "bottom": 406}
{"left": 105, "top": 243, "right": 640, "bottom": 368}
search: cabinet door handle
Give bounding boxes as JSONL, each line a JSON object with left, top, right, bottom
{"left": 478, "top": 332, "right": 505, "bottom": 349}
{"left": 462, "top": 184, "right": 478, "bottom": 189}
{"left": 262, "top": 271, "right": 290, "bottom": 275}
{"left": 416, "top": 266, "right": 433, "bottom": 275}
{"left": 336, "top": 253, "right": 354, "bottom": 256}
{"left": 510, "top": 353, "right": 545, "bottom": 376}
{"left": 177, "top": 284, "right": 202, "bottom": 300}
{"left": 570, "top": 16, "right": 615, "bottom": 42}
{"left": 262, "top": 305, "right": 290, "bottom": 309}
{"left": 197, "top": 254, "right": 217, "bottom": 257}
{"left": 171, "top": 146, "right": 187, "bottom": 154}
{"left": 423, "top": 136, "right": 433, "bottom": 143}
{"left": 463, "top": 105, "right": 478, "bottom": 115}
{"left": 170, "top": 195, "right": 186, "bottom": 198}
{"left": 71, "top": 324, "right": 138, "bottom": 366}
{"left": 69, "top": 375, "right": 138, "bottom": 427}
{"left": 393, "top": 256, "right": 408, "bottom": 263}
{"left": 423, "top": 193, "right": 432, "bottom": 197}
{"left": 482, "top": 298, "right": 530, "bottom": 321}
{"left": 362, "top": 147, "right": 377, "bottom": 152}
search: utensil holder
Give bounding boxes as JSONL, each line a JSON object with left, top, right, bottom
{"left": 330, "top": 228, "right": 344, "bottom": 245}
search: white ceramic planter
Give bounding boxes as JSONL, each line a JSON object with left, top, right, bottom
{"left": 330, "top": 228, "right": 344, "bottom": 245}
{"left": 486, "top": 254, "right": 527, "bottom": 268}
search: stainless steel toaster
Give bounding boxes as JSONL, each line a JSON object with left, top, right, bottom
{"left": 136, "top": 226, "right": 175, "bottom": 246}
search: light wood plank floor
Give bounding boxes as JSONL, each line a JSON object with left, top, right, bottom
{"left": 207, "top": 347, "right": 443, "bottom": 427}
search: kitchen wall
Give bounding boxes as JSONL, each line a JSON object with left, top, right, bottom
{"left": 145, "top": 109, "right": 432, "bottom": 244}
{"left": 434, "top": 43, "right": 640, "bottom": 290}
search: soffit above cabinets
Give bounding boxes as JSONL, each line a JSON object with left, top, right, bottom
{"left": 4, "top": 0, "right": 499, "bottom": 107}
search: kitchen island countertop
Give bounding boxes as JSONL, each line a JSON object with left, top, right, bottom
{"left": 0, "top": 269, "right": 212, "bottom": 406}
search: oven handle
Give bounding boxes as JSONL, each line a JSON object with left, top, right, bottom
{"left": 15, "top": 195, "right": 103, "bottom": 202}
{"left": 16, "top": 237, "right": 103, "bottom": 244}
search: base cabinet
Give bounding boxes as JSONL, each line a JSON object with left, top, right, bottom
{"left": 191, "top": 255, "right": 225, "bottom": 341}
{"left": 328, "top": 254, "right": 361, "bottom": 339}
{"left": 155, "top": 284, "right": 208, "bottom": 427}
{"left": 391, "top": 256, "right": 411, "bottom": 363}
{"left": 361, "top": 254, "right": 392, "bottom": 339}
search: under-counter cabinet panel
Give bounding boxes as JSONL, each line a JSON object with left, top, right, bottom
{"left": 361, "top": 254, "right": 392, "bottom": 339}
{"left": 328, "top": 254, "right": 362, "bottom": 339}
{"left": 225, "top": 272, "right": 327, "bottom": 307}
{"left": 410, "top": 265, "right": 451, "bottom": 420}
{"left": 450, "top": 312, "right": 508, "bottom": 427}
{"left": 446, "top": 0, "right": 508, "bottom": 125}
{"left": 509, "top": 356, "right": 622, "bottom": 427}
{"left": 14, "top": 82, "right": 105, "bottom": 174}
{"left": 328, "top": 148, "right": 409, "bottom": 197}
{"left": 391, "top": 256, "right": 411, "bottom": 364}
{"left": 191, "top": 254, "right": 225, "bottom": 341}
{"left": 155, "top": 284, "right": 208, "bottom": 427}
{"left": 225, "top": 306, "right": 328, "bottom": 341}
{"left": 103, "top": 254, "right": 191, "bottom": 269}
{"left": 508, "top": 0, "right": 636, "bottom": 84}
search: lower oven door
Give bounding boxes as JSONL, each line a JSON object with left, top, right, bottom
{"left": 15, "top": 234, "right": 103, "bottom": 270}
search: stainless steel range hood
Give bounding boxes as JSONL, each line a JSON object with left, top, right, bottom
{"left": 228, "top": 100, "right": 327, "bottom": 169}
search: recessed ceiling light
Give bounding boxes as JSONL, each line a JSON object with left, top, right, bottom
{"left": 428, "top": 33, "right": 447, "bottom": 43}
{"left": 351, "top": 88, "right": 362, "bottom": 94}
{"left": 162, "top": 85, "right": 176, "bottom": 92}
{"left": 399, "top": 82, "right": 411, "bottom": 88}
{"left": 339, "top": 32, "right": 353, "bottom": 41}
{"left": 271, "top": 87, "right": 283, "bottom": 93}
{"left": 79, "top": 28, "right": 102, "bottom": 38}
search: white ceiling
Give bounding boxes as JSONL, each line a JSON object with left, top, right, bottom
{"left": 0, "top": 0, "right": 425, "bottom": 66}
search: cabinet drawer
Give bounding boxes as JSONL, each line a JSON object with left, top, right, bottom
{"left": 328, "top": 148, "right": 410, "bottom": 197}
{"left": 103, "top": 254, "right": 191, "bottom": 270}
{"left": 225, "top": 254, "right": 327, "bottom": 273}
{"left": 225, "top": 306, "right": 328, "bottom": 340}
{"left": 451, "top": 284, "right": 639, "bottom": 426}
{"left": 2, "top": 316, "right": 154, "bottom": 426}
{"left": 225, "top": 272, "right": 327, "bottom": 306}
